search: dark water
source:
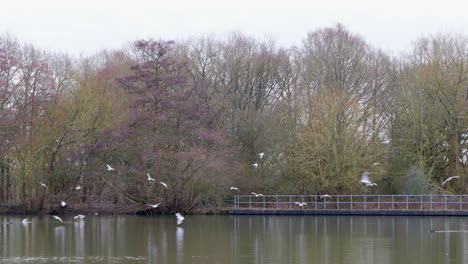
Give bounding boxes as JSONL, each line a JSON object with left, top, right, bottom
{"left": 0, "top": 214, "right": 467, "bottom": 263}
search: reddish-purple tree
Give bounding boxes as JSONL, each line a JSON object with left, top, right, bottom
{"left": 108, "top": 40, "right": 236, "bottom": 212}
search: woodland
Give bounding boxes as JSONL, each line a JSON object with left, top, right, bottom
{"left": 0, "top": 24, "right": 467, "bottom": 213}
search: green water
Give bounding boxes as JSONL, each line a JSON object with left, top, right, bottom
{"left": 0, "top": 214, "right": 467, "bottom": 263}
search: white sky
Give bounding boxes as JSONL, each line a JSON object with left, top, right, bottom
{"left": 1, "top": 0, "right": 468, "bottom": 56}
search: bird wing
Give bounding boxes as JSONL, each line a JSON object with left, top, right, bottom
{"left": 175, "top": 213, "right": 184, "bottom": 225}
{"left": 442, "top": 176, "right": 460, "bottom": 185}
{"left": 53, "top": 216, "right": 63, "bottom": 223}
{"left": 360, "top": 172, "right": 371, "bottom": 184}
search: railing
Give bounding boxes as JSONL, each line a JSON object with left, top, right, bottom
{"left": 233, "top": 195, "right": 468, "bottom": 210}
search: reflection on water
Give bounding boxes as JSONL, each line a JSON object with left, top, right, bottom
{"left": 0, "top": 214, "right": 468, "bottom": 263}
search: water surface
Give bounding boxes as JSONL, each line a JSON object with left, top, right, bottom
{"left": 1, "top": 214, "right": 467, "bottom": 263}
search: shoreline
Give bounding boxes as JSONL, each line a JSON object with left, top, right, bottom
{"left": 0, "top": 204, "right": 230, "bottom": 215}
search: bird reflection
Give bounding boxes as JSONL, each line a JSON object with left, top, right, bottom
{"left": 176, "top": 227, "right": 184, "bottom": 261}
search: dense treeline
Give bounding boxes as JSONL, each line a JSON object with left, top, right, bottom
{"left": 0, "top": 24, "right": 467, "bottom": 213}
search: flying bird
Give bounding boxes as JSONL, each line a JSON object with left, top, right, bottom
{"left": 175, "top": 212, "right": 185, "bottom": 225}
{"left": 39, "top": 182, "right": 48, "bottom": 189}
{"left": 442, "top": 176, "right": 461, "bottom": 186}
{"left": 73, "top": 215, "right": 85, "bottom": 221}
{"left": 106, "top": 164, "right": 115, "bottom": 171}
{"left": 320, "top": 194, "right": 332, "bottom": 199}
{"left": 147, "top": 203, "right": 161, "bottom": 208}
{"left": 159, "top": 182, "right": 168, "bottom": 189}
{"left": 251, "top": 192, "right": 264, "bottom": 197}
{"left": 52, "top": 215, "right": 64, "bottom": 223}
{"left": 230, "top": 187, "right": 239, "bottom": 191}
{"left": 360, "top": 171, "right": 377, "bottom": 187}
{"left": 372, "top": 162, "right": 381, "bottom": 166}
{"left": 295, "top": 202, "right": 307, "bottom": 207}
{"left": 75, "top": 186, "right": 82, "bottom": 190}
{"left": 60, "top": 201, "right": 67, "bottom": 207}
{"left": 147, "top": 173, "right": 155, "bottom": 182}
{"left": 253, "top": 163, "right": 258, "bottom": 168}
{"left": 259, "top": 152, "right": 265, "bottom": 159}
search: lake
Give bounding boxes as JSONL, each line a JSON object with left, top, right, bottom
{"left": 0, "top": 214, "right": 467, "bottom": 263}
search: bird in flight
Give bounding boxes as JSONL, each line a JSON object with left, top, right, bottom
{"left": 106, "top": 164, "right": 115, "bottom": 171}
{"left": 159, "top": 182, "right": 168, "bottom": 189}
{"left": 360, "top": 171, "right": 377, "bottom": 187}
{"left": 61, "top": 201, "right": 67, "bottom": 207}
{"left": 73, "top": 215, "right": 85, "bottom": 221}
{"left": 39, "top": 182, "right": 48, "bottom": 189}
{"left": 251, "top": 192, "right": 264, "bottom": 197}
{"left": 147, "top": 203, "right": 161, "bottom": 208}
{"left": 253, "top": 163, "right": 258, "bottom": 168}
{"left": 176, "top": 213, "right": 185, "bottom": 225}
{"left": 372, "top": 162, "right": 381, "bottom": 166}
{"left": 295, "top": 202, "right": 307, "bottom": 207}
{"left": 320, "top": 194, "right": 332, "bottom": 199}
{"left": 52, "top": 215, "right": 64, "bottom": 223}
{"left": 442, "top": 176, "right": 460, "bottom": 186}
{"left": 259, "top": 152, "right": 265, "bottom": 159}
{"left": 230, "top": 187, "right": 239, "bottom": 191}
{"left": 147, "top": 173, "right": 155, "bottom": 182}
{"left": 75, "top": 186, "right": 82, "bottom": 190}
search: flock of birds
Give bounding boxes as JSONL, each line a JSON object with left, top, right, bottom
{"left": 27, "top": 163, "right": 185, "bottom": 226}
{"left": 231, "top": 153, "right": 463, "bottom": 209}
{"left": 27, "top": 151, "right": 462, "bottom": 223}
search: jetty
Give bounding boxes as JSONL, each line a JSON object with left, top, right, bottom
{"left": 229, "top": 194, "right": 468, "bottom": 216}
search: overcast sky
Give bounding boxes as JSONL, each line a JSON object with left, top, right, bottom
{"left": 1, "top": 0, "right": 468, "bottom": 56}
